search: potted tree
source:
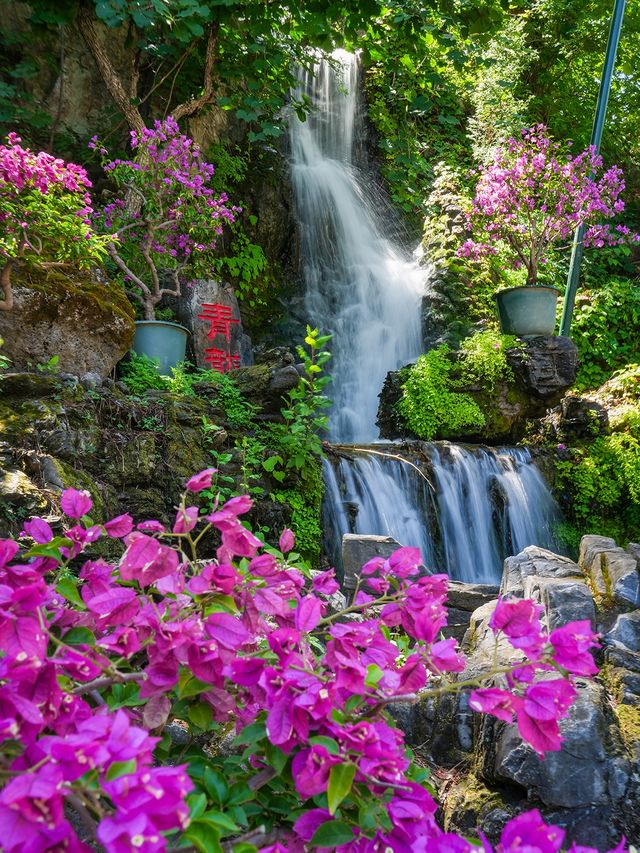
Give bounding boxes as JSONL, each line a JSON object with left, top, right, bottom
{"left": 94, "top": 118, "right": 239, "bottom": 373}
{"left": 458, "top": 125, "right": 637, "bottom": 337}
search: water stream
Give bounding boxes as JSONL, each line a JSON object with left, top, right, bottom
{"left": 290, "top": 52, "right": 561, "bottom": 582}
{"left": 290, "top": 51, "right": 424, "bottom": 443}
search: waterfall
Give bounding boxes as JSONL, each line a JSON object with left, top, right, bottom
{"left": 290, "top": 51, "right": 424, "bottom": 443}
{"left": 324, "top": 445, "right": 561, "bottom": 584}
{"left": 289, "top": 50, "right": 563, "bottom": 583}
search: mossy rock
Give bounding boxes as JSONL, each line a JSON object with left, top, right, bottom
{"left": 0, "top": 267, "right": 135, "bottom": 378}
{"left": 442, "top": 772, "right": 505, "bottom": 836}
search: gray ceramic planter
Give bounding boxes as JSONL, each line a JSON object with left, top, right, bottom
{"left": 495, "top": 285, "right": 560, "bottom": 337}
{"left": 132, "top": 320, "right": 189, "bottom": 375}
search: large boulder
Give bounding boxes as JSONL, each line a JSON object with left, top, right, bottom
{"left": 0, "top": 269, "right": 135, "bottom": 378}
{"left": 491, "top": 680, "right": 628, "bottom": 809}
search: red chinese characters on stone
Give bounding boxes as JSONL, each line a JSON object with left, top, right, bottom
{"left": 198, "top": 303, "right": 239, "bottom": 342}
{"left": 198, "top": 302, "right": 241, "bottom": 373}
{"left": 204, "top": 348, "right": 240, "bottom": 373}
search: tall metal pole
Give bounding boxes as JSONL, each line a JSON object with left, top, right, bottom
{"left": 559, "top": 0, "right": 626, "bottom": 337}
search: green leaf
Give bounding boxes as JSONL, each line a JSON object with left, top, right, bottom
{"left": 56, "top": 576, "right": 86, "bottom": 609}
{"left": 327, "top": 763, "right": 355, "bottom": 815}
{"left": 185, "top": 821, "right": 222, "bottom": 852}
{"left": 308, "top": 735, "right": 340, "bottom": 755}
{"left": 178, "top": 669, "right": 211, "bottom": 698}
{"left": 199, "top": 810, "right": 240, "bottom": 833}
{"left": 365, "top": 664, "right": 384, "bottom": 688}
{"left": 309, "top": 819, "right": 355, "bottom": 847}
{"left": 204, "top": 767, "right": 228, "bottom": 804}
{"left": 234, "top": 721, "right": 266, "bottom": 746}
{"left": 62, "top": 627, "right": 96, "bottom": 646}
{"left": 105, "top": 759, "right": 137, "bottom": 781}
{"left": 265, "top": 740, "right": 288, "bottom": 775}
{"left": 187, "top": 792, "right": 208, "bottom": 820}
{"left": 188, "top": 701, "right": 213, "bottom": 730}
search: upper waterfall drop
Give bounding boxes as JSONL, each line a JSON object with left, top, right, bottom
{"left": 290, "top": 51, "right": 425, "bottom": 443}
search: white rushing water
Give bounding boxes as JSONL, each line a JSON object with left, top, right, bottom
{"left": 290, "top": 51, "right": 425, "bottom": 443}
{"left": 290, "top": 50, "right": 562, "bottom": 582}
{"left": 324, "top": 445, "right": 561, "bottom": 584}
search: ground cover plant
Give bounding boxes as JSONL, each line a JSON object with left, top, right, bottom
{"left": 0, "top": 465, "right": 614, "bottom": 851}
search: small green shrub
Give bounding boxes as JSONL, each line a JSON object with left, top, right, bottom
{"left": 571, "top": 277, "right": 640, "bottom": 390}
{"left": 556, "top": 430, "right": 640, "bottom": 543}
{"left": 398, "top": 346, "right": 485, "bottom": 440}
{"left": 211, "top": 373, "right": 257, "bottom": 427}
{"left": 118, "top": 353, "right": 167, "bottom": 395}
{"left": 459, "top": 329, "right": 520, "bottom": 389}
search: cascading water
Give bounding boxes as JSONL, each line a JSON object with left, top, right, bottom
{"left": 289, "top": 50, "right": 562, "bottom": 581}
{"left": 324, "top": 445, "right": 561, "bottom": 584}
{"left": 290, "top": 51, "right": 424, "bottom": 443}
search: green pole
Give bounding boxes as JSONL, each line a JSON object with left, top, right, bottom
{"left": 559, "top": 0, "right": 627, "bottom": 337}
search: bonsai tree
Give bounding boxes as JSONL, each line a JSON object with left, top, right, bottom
{"left": 0, "top": 133, "right": 110, "bottom": 311}
{"left": 94, "top": 117, "right": 239, "bottom": 321}
{"left": 458, "top": 124, "right": 639, "bottom": 284}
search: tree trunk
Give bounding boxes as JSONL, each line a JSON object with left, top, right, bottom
{"left": 0, "top": 261, "right": 14, "bottom": 311}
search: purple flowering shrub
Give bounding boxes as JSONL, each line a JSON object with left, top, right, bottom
{"left": 458, "top": 125, "right": 640, "bottom": 284}
{"left": 0, "top": 133, "right": 111, "bottom": 311}
{"left": 0, "top": 467, "right": 622, "bottom": 852}
{"left": 92, "top": 117, "right": 240, "bottom": 320}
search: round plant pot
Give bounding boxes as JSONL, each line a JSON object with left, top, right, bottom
{"left": 132, "top": 320, "right": 189, "bottom": 375}
{"left": 494, "top": 285, "right": 560, "bottom": 337}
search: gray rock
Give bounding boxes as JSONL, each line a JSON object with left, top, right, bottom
{"left": 268, "top": 365, "right": 301, "bottom": 394}
{"left": 523, "top": 575, "right": 596, "bottom": 629}
{"left": 0, "top": 276, "right": 134, "bottom": 378}
{"left": 580, "top": 535, "right": 640, "bottom": 607}
{"left": 341, "top": 534, "right": 401, "bottom": 593}
{"left": 606, "top": 612, "right": 640, "bottom": 653}
{"left": 309, "top": 570, "right": 347, "bottom": 614}
{"left": 80, "top": 371, "right": 103, "bottom": 389}
{"left": 501, "top": 546, "right": 583, "bottom": 598}
{"left": 605, "top": 646, "right": 640, "bottom": 673}
{"left": 507, "top": 335, "right": 578, "bottom": 399}
{"left": 447, "top": 581, "right": 500, "bottom": 612}
{"left": 492, "top": 680, "right": 628, "bottom": 808}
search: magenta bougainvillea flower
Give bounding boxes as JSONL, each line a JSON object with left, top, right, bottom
{"left": 0, "top": 470, "right": 617, "bottom": 852}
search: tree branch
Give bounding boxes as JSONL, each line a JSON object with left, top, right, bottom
{"left": 77, "top": 3, "right": 144, "bottom": 133}
{"left": 172, "top": 22, "right": 220, "bottom": 121}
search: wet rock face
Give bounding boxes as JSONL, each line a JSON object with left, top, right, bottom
{"left": 0, "top": 270, "right": 135, "bottom": 378}
{"left": 506, "top": 335, "right": 579, "bottom": 400}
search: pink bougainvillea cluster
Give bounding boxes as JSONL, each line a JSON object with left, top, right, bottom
{"left": 0, "top": 468, "right": 621, "bottom": 851}
{"left": 91, "top": 117, "right": 239, "bottom": 320}
{"left": 0, "top": 133, "right": 109, "bottom": 309}
{"left": 458, "top": 124, "right": 640, "bottom": 284}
